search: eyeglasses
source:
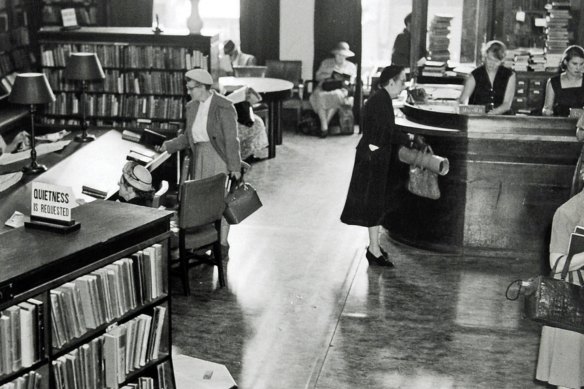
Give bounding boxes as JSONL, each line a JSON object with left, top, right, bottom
{"left": 186, "top": 82, "right": 204, "bottom": 91}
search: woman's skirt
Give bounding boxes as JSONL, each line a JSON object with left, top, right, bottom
{"left": 309, "top": 87, "right": 350, "bottom": 111}
{"left": 536, "top": 325, "right": 584, "bottom": 388}
{"left": 191, "top": 142, "right": 228, "bottom": 181}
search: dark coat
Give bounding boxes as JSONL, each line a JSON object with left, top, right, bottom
{"left": 340, "top": 88, "right": 410, "bottom": 227}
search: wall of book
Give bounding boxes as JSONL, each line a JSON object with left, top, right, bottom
{"left": 0, "top": 0, "right": 37, "bottom": 98}
{"left": 0, "top": 236, "right": 174, "bottom": 389}
{"left": 41, "top": 0, "right": 103, "bottom": 27}
{"left": 37, "top": 29, "right": 216, "bottom": 132}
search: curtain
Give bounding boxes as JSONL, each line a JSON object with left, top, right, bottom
{"left": 313, "top": 0, "right": 362, "bottom": 120}
{"left": 239, "top": 0, "right": 280, "bottom": 65}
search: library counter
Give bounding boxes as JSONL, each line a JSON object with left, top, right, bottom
{"left": 387, "top": 102, "right": 581, "bottom": 261}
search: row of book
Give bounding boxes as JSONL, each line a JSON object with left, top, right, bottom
{"left": 52, "top": 307, "right": 167, "bottom": 389}
{"left": 0, "top": 47, "right": 33, "bottom": 78}
{"left": 50, "top": 244, "right": 165, "bottom": 349}
{"left": 45, "top": 94, "right": 184, "bottom": 121}
{"left": 0, "top": 371, "right": 41, "bottom": 389}
{"left": 428, "top": 14, "right": 452, "bottom": 62}
{"left": 0, "top": 299, "right": 44, "bottom": 377}
{"left": 39, "top": 117, "right": 182, "bottom": 132}
{"left": 42, "top": 5, "right": 98, "bottom": 25}
{"left": 43, "top": 69, "right": 186, "bottom": 96}
{"left": 0, "top": 28, "right": 30, "bottom": 52}
{"left": 41, "top": 45, "right": 208, "bottom": 71}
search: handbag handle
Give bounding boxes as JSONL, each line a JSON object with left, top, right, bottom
{"left": 551, "top": 254, "right": 575, "bottom": 280}
{"left": 412, "top": 145, "right": 434, "bottom": 169}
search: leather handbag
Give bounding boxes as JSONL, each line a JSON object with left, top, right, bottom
{"left": 406, "top": 146, "right": 440, "bottom": 200}
{"left": 224, "top": 176, "right": 262, "bottom": 224}
{"left": 506, "top": 254, "right": 584, "bottom": 334}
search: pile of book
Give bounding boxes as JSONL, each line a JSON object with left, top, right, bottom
{"left": 0, "top": 371, "right": 42, "bottom": 389}
{"left": 428, "top": 14, "right": 453, "bottom": 62}
{"left": 513, "top": 50, "right": 531, "bottom": 72}
{"left": 422, "top": 60, "right": 447, "bottom": 77}
{"left": 50, "top": 244, "right": 165, "bottom": 349}
{"left": 544, "top": 2, "right": 572, "bottom": 72}
{"left": 0, "top": 298, "right": 44, "bottom": 376}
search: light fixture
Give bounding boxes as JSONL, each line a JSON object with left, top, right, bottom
{"left": 8, "top": 73, "right": 56, "bottom": 174}
{"left": 64, "top": 52, "right": 105, "bottom": 142}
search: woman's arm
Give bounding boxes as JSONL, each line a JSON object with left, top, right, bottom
{"left": 542, "top": 79, "right": 555, "bottom": 116}
{"left": 315, "top": 60, "right": 332, "bottom": 82}
{"left": 550, "top": 251, "right": 584, "bottom": 273}
{"left": 488, "top": 72, "right": 516, "bottom": 115}
{"left": 458, "top": 75, "right": 476, "bottom": 105}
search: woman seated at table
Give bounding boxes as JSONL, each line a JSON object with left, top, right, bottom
{"left": 542, "top": 45, "right": 584, "bottom": 117}
{"left": 117, "top": 161, "right": 155, "bottom": 207}
{"left": 309, "top": 41, "right": 357, "bottom": 137}
{"left": 458, "top": 40, "right": 516, "bottom": 115}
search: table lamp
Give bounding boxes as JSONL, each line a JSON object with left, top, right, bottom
{"left": 64, "top": 52, "right": 105, "bottom": 142}
{"left": 8, "top": 73, "right": 56, "bottom": 174}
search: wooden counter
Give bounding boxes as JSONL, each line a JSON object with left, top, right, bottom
{"left": 387, "top": 103, "right": 581, "bottom": 262}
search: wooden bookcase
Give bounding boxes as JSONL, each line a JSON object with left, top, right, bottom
{"left": 0, "top": 200, "right": 175, "bottom": 389}
{"left": 41, "top": 0, "right": 106, "bottom": 27}
{"left": 37, "top": 27, "right": 219, "bottom": 133}
{"left": 0, "top": 0, "right": 39, "bottom": 99}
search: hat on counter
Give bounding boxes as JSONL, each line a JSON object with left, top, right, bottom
{"left": 185, "top": 68, "right": 214, "bottom": 85}
{"left": 331, "top": 41, "right": 355, "bottom": 58}
{"left": 122, "top": 161, "right": 153, "bottom": 192}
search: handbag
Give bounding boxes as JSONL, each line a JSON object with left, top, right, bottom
{"left": 321, "top": 79, "right": 344, "bottom": 91}
{"left": 224, "top": 176, "right": 262, "bottom": 224}
{"left": 506, "top": 254, "right": 584, "bottom": 333}
{"left": 406, "top": 146, "right": 440, "bottom": 200}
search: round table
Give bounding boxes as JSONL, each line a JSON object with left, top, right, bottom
{"left": 219, "top": 77, "right": 294, "bottom": 158}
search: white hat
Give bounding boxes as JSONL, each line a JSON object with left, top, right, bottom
{"left": 185, "top": 68, "right": 214, "bottom": 85}
{"left": 122, "top": 161, "right": 153, "bottom": 192}
{"left": 331, "top": 41, "right": 355, "bottom": 58}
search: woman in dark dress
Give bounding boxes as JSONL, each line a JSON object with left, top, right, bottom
{"left": 458, "top": 40, "right": 516, "bottom": 115}
{"left": 340, "top": 65, "right": 412, "bottom": 267}
{"left": 542, "top": 46, "right": 584, "bottom": 196}
{"left": 542, "top": 45, "right": 584, "bottom": 117}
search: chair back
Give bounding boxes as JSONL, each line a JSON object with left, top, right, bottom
{"left": 266, "top": 60, "right": 302, "bottom": 88}
{"left": 179, "top": 173, "right": 227, "bottom": 229}
{"left": 151, "top": 180, "right": 169, "bottom": 208}
{"left": 233, "top": 66, "right": 267, "bottom": 78}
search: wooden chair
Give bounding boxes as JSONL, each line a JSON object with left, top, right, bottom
{"left": 151, "top": 180, "right": 169, "bottom": 208}
{"left": 176, "top": 173, "right": 228, "bottom": 295}
{"left": 233, "top": 65, "right": 267, "bottom": 78}
{"left": 266, "top": 60, "right": 304, "bottom": 124}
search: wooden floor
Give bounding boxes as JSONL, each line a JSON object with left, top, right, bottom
{"left": 171, "top": 129, "right": 549, "bottom": 389}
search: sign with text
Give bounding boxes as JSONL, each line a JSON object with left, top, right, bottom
{"left": 459, "top": 104, "right": 486, "bottom": 115}
{"left": 61, "top": 8, "right": 78, "bottom": 28}
{"left": 31, "top": 182, "right": 74, "bottom": 222}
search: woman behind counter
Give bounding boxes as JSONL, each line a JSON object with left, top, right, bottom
{"left": 340, "top": 65, "right": 412, "bottom": 267}
{"left": 458, "top": 40, "right": 516, "bottom": 115}
{"left": 542, "top": 45, "right": 584, "bottom": 117}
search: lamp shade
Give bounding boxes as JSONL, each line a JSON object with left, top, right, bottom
{"left": 8, "top": 73, "right": 56, "bottom": 105}
{"left": 64, "top": 52, "right": 105, "bottom": 81}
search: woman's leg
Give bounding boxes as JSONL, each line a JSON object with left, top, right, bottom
{"left": 368, "top": 226, "right": 382, "bottom": 256}
{"left": 317, "top": 108, "right": 329, "bottom": 131}
{"left": 220, "top": 219, "right": 230, "bottom": 259}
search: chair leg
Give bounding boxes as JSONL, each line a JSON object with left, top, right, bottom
{"left": 212, "top": 241, "right": 226, "bottom": 287}
{"left": 179, "top": 231, "right": 191, "bottom": 296}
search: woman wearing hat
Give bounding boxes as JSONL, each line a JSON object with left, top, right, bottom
{"left": 341, "top": 65, "right": 414, "bottom": 267}
{"left": 309, "top": 41, "right": 357, "bottom": 137}
{"left": 160, "top": 68, "right": 242, "bottom": 259}
{"left": 117, "top": 161, "right": 155, "bottom": 207}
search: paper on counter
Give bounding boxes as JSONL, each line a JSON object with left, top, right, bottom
{"left": 0, "top": 140, "right": 71, "bottom": 166}
{"left": 4, "top": 210, "right": 25, "bottom": 228}
{"left": 0, "top": 171, "right": 23, "bottom": 192}
{"left": 35, "top": 129, "right": 70, "bottom": 142}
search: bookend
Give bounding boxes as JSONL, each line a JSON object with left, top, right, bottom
{"left": 25, "top": 215, "right": 81, "bottom": 233}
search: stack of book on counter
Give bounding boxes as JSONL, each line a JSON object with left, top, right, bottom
{"left": 544, "top": 2, "right": 572, "bottom": 72}
{"left": 422, "top": 60, "right": 446, "bottom": 77}
{"left": 428, "top": 14, "right": 453, "bottom": 62}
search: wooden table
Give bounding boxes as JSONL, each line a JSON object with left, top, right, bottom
{"left": 0, "top": 129, "right": 169, "bottom": 234}
{"left": 219, "top": 77, "right": 293, "bottom": 158}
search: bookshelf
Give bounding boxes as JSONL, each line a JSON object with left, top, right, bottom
{"left": 37, "top": 27, "right": 219, "bottom": 133}
{"left": 0, "top": 0, "right": 39, "bottom": 99}
{"left": 41, "top": 0, "right": 105, "bottom": 27}
{"left": 0, "top": 200, "right": 175, "bottom": 389}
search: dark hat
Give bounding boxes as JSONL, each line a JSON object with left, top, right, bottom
{"left": 185, "top": 68, "right": 214, "bottom": 85}
{"left": 331, "top": 41, "right": 355, "bottom": 57}
{"left": 122, "top": 161, "right": 153, "bottom": 192}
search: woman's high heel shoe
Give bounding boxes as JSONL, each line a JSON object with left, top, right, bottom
{"left": 366, "top": 248, "right": 394, "bottom": 267}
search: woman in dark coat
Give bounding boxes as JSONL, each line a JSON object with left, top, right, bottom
{"left": 340, "top": 65, "right": 412, "bottom": 267}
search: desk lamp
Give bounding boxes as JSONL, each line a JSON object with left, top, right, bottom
{"left": 8, "top": 73, "right": 56, "bottom": 174}
{"left": 64, "top": 52, "right": 105, "bottom": 142}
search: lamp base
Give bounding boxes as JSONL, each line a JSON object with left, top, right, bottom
{"left": 75, "top": 133, "right": 96, "bottom": 142}
{"left": 22, "top": 162, "right": 47, "bottom": 175}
